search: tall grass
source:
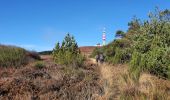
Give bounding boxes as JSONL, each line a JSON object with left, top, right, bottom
{"left": 120, "top": 73, "right": 170, "bottom": 100}
{"left": 0, "top": 45, "right": 28, "bottom": 67}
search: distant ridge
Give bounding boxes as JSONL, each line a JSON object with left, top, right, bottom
{"left": 39, "top": 51, "right": 52, "bottom": 55}
{"left": 79, "top": 46, "right": 96, "bottom": 56}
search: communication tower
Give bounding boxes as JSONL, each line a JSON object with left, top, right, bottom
{"left": 102, "top": 28, "right": 106, "bottom": 46}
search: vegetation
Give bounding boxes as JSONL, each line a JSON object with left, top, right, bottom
{"left": 1, "top": 7, "right": 170, "bottom": 100}
{"left": 92, "top": 8, "right": 170, "bottom": 80}
{"left": 28, "top": 51, "right": 41, "bottom": 60}
{"left": 0, "top": 49, "right": 102, "bottom": 100}
{"left": 39, "top": 50, "right": 52, "bottom": 55}
{"left": 53, "top": 33, "right": 85, "bottom": 67}
{"left": 0, "top": 45, "right": 28, "bottom": 67}
{"left": 129, "top": 8, "right": 170, "bottom": 79}
{"left": 34, "top": 61, "right": 45, "bottom": 69}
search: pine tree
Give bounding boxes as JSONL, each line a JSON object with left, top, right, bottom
{"left": 53, "top": 33, "right": 84, "bottom": 67}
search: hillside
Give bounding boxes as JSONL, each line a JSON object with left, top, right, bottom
{"left": 79, "top": 46, "right": 96, "bottom": 56}
{"left": 0, "top": 55, "right": 107, "bottom": 99}
{"left": 1, "top": 54, "right": 170, "bottom": 99}
{"left": 0, "top": 45, "right": 40, "bottom": 67}
{"left": 0, "top": 7, "right": 170, "bottom": 100}
{"left": 39, "top": 46, "right": 96, "bottom": 56}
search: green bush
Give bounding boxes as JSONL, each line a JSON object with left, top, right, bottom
{"left": 0, "top": 45, "right": 28, "bottom": 67}
{"left": 90, "top": 47, "right": 103, "bottom": 58}
{"left": 34, "top": 61, "right": 45, "bottom": 69}
{"left": 129, "top": 9, "right": 170, "bottom": 79}
{"left": 147, "top": 48, "right": 169, "bottom": 78}
{"left": 112, "top": 48, "right": 131, "bottom": 64}
{"left": 92, "top": 39, "right": 131, "bottom": 64}
{"left": 53, "top": 33, "right": 85, "bottom": 67}
{"left": 129, "top": 51, "right": 142, "bottom": 82}
{"left": 112, "top": 48, "right": 122, "bottom": 64}
{"left": 92, "top": 8, "right": 170, "bottom": 79}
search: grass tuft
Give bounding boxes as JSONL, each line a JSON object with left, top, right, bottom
{"left": 34, "top": 61, "right": 45, "bottom": 69}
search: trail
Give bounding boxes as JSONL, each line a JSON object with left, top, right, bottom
{"left": 41, "top": 56, "right": 128, "bottom": 99}
{"left": 89, "top": 58, "right": 127, "bottom": 100}
{"left": 40, "top": 56, "right": 170, "bottom": 100}
{"left": 1, "top": 55, "right": 169, "bottom": 99}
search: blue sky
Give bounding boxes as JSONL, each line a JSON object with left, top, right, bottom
{"left": 0, "top": 0, "right": 170, "bottom": 51}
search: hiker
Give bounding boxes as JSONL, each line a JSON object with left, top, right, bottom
{"left": 95, "top": 53, "right": 100, "bottom": 64}
{"left": 99, "top": 53, "right": 104, "bottom": 64}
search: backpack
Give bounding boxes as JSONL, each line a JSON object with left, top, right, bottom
{"left": 100, "top": 54, "right": 104, "bottom": 60}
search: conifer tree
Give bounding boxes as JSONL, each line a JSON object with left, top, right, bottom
{"left": 53, "top": 33, "right": 84, "bottom": 67}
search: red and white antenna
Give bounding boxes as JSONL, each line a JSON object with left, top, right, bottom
{"left": 102, "top": 27, "right": 106, "bottom": 46}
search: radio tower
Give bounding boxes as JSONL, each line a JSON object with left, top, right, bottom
{"left": 102, "top": 27, "right": 106, "bottom": 46}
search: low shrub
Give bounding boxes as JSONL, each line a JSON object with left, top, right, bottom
{"left": 27, "top": 51, "right": 41, "bottom": 60}
{"left": 0, "top": 45, "right": 28, "bottom": 67}
{"left": 34, "top": 61, "right": 45, "bottom": 69}
{"left": 90, "top": 47, "right": 103, "bottom": 58}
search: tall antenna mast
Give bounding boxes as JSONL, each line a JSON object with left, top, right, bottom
{"left": 102, "top": 27, "right": 106, "bottom": 46}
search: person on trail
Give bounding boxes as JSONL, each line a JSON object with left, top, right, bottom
{"left": 95, "top": 53, "right": 100, "bottom": 64}
{"left": 99, "top": 53, "right": 104, "bottom": 64}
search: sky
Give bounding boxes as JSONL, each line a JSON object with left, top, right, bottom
{"left": 0, "top": 0, "right": 170, "bottom": 51}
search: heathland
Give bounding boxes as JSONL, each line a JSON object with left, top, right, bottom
{"left": 0, "top": 8, "right": 170, "bottom": 100}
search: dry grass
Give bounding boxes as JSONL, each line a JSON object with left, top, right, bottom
{"left": 100, "top": 64, "right": 113, "bottom": 84}
{"left": 120, "top": 73, "right": 145, "bottom": 100}
{"left": 119, "top": 72, "right": 170, "bottom": 100}
{"left": 98, "top": 63, "right": 113, "bottom": 100}
{"left": 98, "top": 63, "right": 128, "bottom": 100}
{"left": 96, "top": 60, "right": 170, "bottom": 100}
{"left": 1, "top": 56, "right": 170, "bottom": 100}
{"left": 139, "top": 73, "right": 170, "bottom": 100}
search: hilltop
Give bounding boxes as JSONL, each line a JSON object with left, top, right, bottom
{"left": 79, "top": 46, "right": 96, "bottom": 56}
{"left": 39, "top": 46, "right": 96, "bottom": 56}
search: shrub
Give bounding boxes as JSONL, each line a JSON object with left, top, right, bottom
{"left": 62, "top": 66, "right": 84, "bottom": 78}
{"left": 129, "top": 9, "right": 170, "bottom": 79}
{"left": 147, "top": 47, "right": 169, "bottom": 78}
{"left": 92, "top": 8, "right": 170, "bottom": 79}
{"left": 112, "top": 48, "right": 131, "bottom": 64}
{"left": 53, "top": 33, "right": 85, "bottom": 67}
{"left": 34, "top": 61, "right": 45, "bottom": 69}
{"left": 27, "top": 51, "right": 41, "bottom": 60}
{"left": 0, "top": 45, "right": 28, "bottom": 67}
{"left": 92, "top": 39, "right": 131, "bottom": 64}
{"left": 90, "top": 47, "right": 103, "bottom": 58}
